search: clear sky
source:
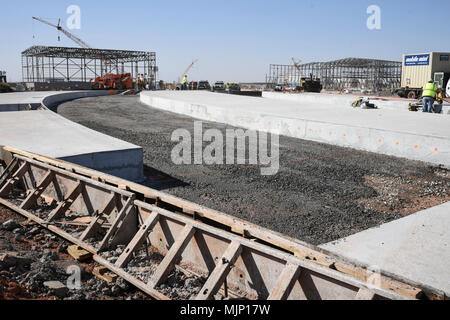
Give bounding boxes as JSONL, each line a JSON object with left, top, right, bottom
{"left": 1, "top": 0, "right": 449, "bottom": 82}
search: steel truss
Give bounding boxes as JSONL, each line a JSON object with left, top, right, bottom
{"left": 21, "top": 45, "right": 157, "bottom": 85}
{"left": 267, "top": 58, "right": 401, "bottom": 91}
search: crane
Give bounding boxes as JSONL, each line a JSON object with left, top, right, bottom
{"left": 32, "top": 16, "right": 114, "bottom": 74}
{"left": 291, "top": 57, "right": 302, "bottom": 74}
{"left": 32, "top": 16, "right": 91, "bottom": 48}
{"left": 173, "top": 60, "right": 198, "bottom": 89}
{"left": 279, "top": 58, "right": 301, "bottom": 85}
{"left": 175, "top": 60, "right": 198, "bottom": 88}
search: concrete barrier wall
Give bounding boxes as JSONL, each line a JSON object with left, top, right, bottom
{"left": 141, "top": 92, "right": 450, "bottom": 168}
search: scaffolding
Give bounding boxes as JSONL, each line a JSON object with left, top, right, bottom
{"left": 21, "top": 45, "right": 158, "bottom": 86}
{"left": 266, "top": 58, "right": 401, "bottom": 92}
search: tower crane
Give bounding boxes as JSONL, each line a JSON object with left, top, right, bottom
{"left": 32, "top": 16, "right": 91, "bottom": 48}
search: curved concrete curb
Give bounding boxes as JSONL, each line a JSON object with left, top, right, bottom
{"left": 140, "top": 91, "right": 450, "bottom": 167}
{"left": 41, "top": 90, "right": 111, "bottom": 109}
{"left": 0, "top": 91, "right": 144, "bottom": 182}
{"left": 0, "top": 90, "right": 111, "bottom": 111}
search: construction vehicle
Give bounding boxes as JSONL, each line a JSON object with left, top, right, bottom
{"left": 92, "top": 73, "right": 132, "bottom": 90}
{"left": 395, "top": 52, "right": 450, "bottom": 99}
{"left": 0, "top": 71, "right": 12, "bottom": 93}
{"left": 292, "top": 58, "right": 323, "bottom": 93}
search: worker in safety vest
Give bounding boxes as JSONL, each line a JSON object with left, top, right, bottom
{"left": 422, "top": 80, "right": 438, "bottom": 113}
{"left": 135, "top": 77, "right": 139, "bottom": 91}
{"left": 182, "top": 75, "right": 188, "bottom": 90}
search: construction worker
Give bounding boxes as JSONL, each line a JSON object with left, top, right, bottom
{"left": 135, "top": 76, "right": 141, "bottom": 91}
{"left": 422, "top": 79, "right": 438, "bottom": 113}
{"left": 182, "top": 75, "right": 188, "bottom": 90}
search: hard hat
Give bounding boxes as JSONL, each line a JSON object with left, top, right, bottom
{"left": 428, "top": 79, "right": 434, "bottom": 83}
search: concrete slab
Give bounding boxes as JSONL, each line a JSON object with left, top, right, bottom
{"left": 0, "top": 110, "right": 143, "bottom": 181}
{"left": 140, "top": 91, "right": 450, "bottom": 167}
{"left": 0, "top": 90, "right": 110, "bottom": 111}
{"left": 320, "top": 201, "right": 450, "bottom": 296}
{"left": 0, "top": 91, "right": 143, "bottom": 181}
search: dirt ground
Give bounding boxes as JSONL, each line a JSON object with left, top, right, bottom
{"left": 0, "top": 206, "right": 148, "bottom": 300}
{"left": 56, "top": 95, "right": 449, "bottom": 245}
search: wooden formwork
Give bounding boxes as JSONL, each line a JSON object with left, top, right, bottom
{"left": 0, "top": 146, "right": 444, "bottom": 300}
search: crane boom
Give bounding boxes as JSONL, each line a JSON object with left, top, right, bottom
{"left": 292, "top": 57, "right": 302, "bottom": 73}
{"left": 279, "top": 58, "right": 302, "bottom": 85}
{"left": 32, "top": 16, "right": 91, "bottom": 48}
{"left": 176, "top": 60, "right": 198, "bottom": 85}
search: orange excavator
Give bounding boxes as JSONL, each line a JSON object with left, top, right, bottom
{"left": 92, "top": 73, "right": 133, "bottom": 90}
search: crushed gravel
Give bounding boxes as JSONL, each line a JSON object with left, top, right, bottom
{"left": 56, "top": 95, "right": 450, "bottom": 245}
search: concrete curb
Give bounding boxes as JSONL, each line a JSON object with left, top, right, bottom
{"left": 0, "top": 90, "right": 111, "bottom": 111}
{"left": 0, "top": 91, "right": 144, "bottom": 182}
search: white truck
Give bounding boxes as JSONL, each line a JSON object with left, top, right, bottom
{"left": 395, "top": 52, "right": 450, "bottom": 99}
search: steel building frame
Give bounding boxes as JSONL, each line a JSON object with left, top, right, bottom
{"left": 21, "top": 45, "right": 157, "bottom": 85}
{"left": 266, "top": 58, "right": 401, "bottom": 91}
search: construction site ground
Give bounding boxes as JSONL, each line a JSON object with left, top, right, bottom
{"left": 0, "top": 206, "right": 147, "bottom": 300}
{"left": 55, "top": 95, "right": 449, "bottom": 246}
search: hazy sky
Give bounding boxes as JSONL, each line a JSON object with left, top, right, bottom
{"left": 1, "top": 0, "right": 449, "bottom": 82}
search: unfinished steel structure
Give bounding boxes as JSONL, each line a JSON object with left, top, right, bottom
{"left": 21, "top": 46, "right": 157, "bottom": 87}
{"left": 0, "top": 146, "right": 445, "bottom": 300}
{"left": 266, "top": 58, "right": 401, "bottom": 92}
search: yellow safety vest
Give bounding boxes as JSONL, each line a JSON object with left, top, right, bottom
{"left": 182, "top": 77, "right": 187, "bottom": 84}
{"left": 422, "top": 83, "right": 437, "bottom": 98}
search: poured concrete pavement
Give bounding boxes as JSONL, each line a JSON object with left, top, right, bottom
{"left": 141, "top": 91, "right": 450, "bottom": 167}
{"left": 0, "top": 91, "right": 143, "bottom": 181}
{"left": 321, "top": 201, "right": 450, "bottom": 297}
